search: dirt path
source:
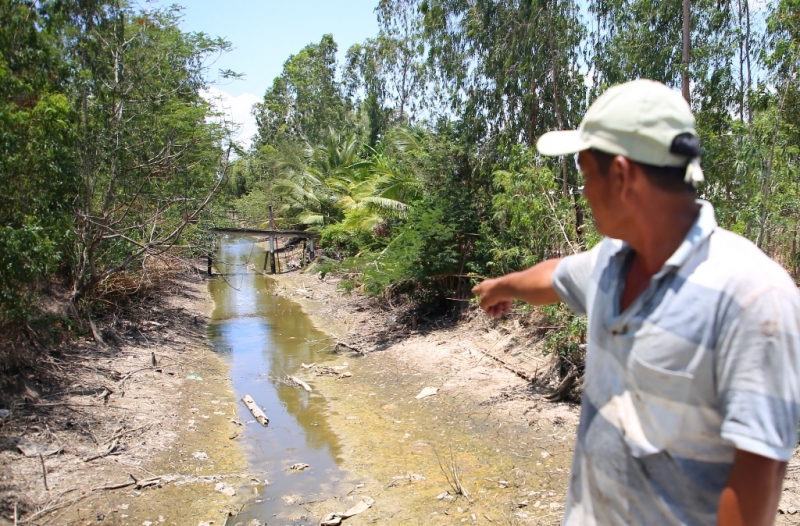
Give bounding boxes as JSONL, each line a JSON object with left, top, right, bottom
{"left": 1, "top": 273, "right": 249, "bottom": 526}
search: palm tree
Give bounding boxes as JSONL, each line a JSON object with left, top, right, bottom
{"left": 274, "top": 125, "right": 426, "bottom": 232}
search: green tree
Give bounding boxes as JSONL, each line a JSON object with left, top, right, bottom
{"left": 0, "top": 0, "right": 77, "bottom": 320}
{"left": 254, "top": 34, "right": 350, "bottom": 147}
{"left": 68, "top": 5, "right": 234, "bottom": 303}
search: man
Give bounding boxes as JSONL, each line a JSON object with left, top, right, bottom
{"left": 472, "top": 79, "right": 800, "bottom": 525}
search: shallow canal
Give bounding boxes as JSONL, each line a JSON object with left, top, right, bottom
{"left": 208, "top": 235, "right": 350, "bottom": 525}
{"left": 207, "top": 234, "right": 574, "bottom": 525}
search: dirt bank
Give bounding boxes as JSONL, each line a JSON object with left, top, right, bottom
{"left": 265, "top": 271, "right": 580, "bottom": 525}
{"left": 0, "top": 273, "right": 249, "bottom": 525}
{"left": 267, "top": 269, "right": 800, "bottom": 525}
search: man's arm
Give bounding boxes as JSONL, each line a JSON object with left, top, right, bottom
{"left": 472, "top": 258, "right": 562, "bottom": 318}
{"left": 717, "top": 449, "right": 787, "bottom": 526}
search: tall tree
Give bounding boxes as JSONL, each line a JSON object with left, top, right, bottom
{"left": 254, "top": 34, "right": 350, "bottom": 147}
{"left": 376, "top": 0, "right": 428, "bottom": 121}
{"left": 68, "top": 5, "right": 233, "bottom": 303}
{"left": 0, "top": 0, "right": 78, "bottom": 320}
{"left": 420, "top": 0, "right": 585, "bottom": 157}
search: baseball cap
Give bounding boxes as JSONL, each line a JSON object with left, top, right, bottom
{"left": 536, "top": 79, "right": 703, "bottom": 184}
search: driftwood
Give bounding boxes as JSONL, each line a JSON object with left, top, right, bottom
{"left": 241, "top": 395, "right": 269, "bottom": 426}
{"left": 288, "top": 376, "right": 312, "bottom": 392}
{"left": 23, "top": 473, "right": 164, "bottom": 522}
{"left": 93, "top": 473, "right": 161, "bottom": 491}
{"left": 84, "top": 439, "right": 121, "bottom": 462}
{"left": 118, "top": 366, "right": 156, "bottom": 387}
{"left": 40, "top": 454, "right": 48, "bottom": 491}
{"left": 88, "top": 317, "right": 107, "bottom": 348}
{"left": 335, "top": 341, "right": 361, "bottom": 354}
{"left": 544, "top": 370, "right": 578, "bottom": 402}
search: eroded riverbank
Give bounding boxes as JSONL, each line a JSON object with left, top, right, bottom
{"left": 254, "top": 269, "right": 581, "bottom": 525}
{"left": 0, "top": 272, "right": 249, "bottom": 526}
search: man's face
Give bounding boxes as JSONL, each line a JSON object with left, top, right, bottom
{"left": 577, "top": 150, "right": 623, "bottom": 238}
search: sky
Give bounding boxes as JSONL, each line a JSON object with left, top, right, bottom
{"left": 140, "top": 0, "right": 380, "bottom": 147}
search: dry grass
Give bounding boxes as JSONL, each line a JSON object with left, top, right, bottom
{"left": 435, "top": 445, "right": 470, "bottom": 501}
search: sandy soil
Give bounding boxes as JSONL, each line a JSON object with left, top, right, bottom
{"left": 268, "top": 269, "right": 800, "bottom": 525}
{"left": 0, "top": 273, "right": 249, "bottom": 526}
{"left": 265, "top": 271, "right": 581, "bottom": 525}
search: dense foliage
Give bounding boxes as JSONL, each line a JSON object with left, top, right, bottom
{"left": 0, "top": 1, "right": 234, "bottom": 322}
{"left": 5, "top": 0, "right": 800, "bottom": 325}
{"left": 232, "top": 0, "right": 800, "bottom": 315}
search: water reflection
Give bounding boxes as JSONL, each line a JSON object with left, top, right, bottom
{"left": 208, "top": 235, "right": 347, "bottom": 524}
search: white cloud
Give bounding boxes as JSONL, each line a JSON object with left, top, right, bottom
{"left": 200, "top": 87, "right": 260, "bottom": 149}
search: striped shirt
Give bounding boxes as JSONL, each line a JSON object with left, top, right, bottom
{"left": 551, "top": 200, "right": 800, "bottom": 525}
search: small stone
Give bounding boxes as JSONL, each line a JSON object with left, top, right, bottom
{"left": 282, "top": 494, "right": 302, "bottom": 505}
{"left": 214, "top": 482, "right": 235, "bottom": 497}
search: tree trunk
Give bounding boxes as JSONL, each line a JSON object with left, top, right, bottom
{"left": 682, "top": 0, "right": 691, "bottom": 104}
{"left": 745, "top": 0, "right": 753, "bottom": 124}
{"left": 548, "top": 0, "right": 568, "bottom": 197}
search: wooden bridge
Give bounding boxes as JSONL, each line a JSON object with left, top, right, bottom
{"left": 209, "top": 226, "right": 319, "bottom": 275}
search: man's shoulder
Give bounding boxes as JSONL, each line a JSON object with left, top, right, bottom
{"left": 694, "top": 227, "right": 799, "bottom": 305}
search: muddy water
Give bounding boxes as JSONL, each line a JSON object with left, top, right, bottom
{"left": 210, "top": 235, "right": 575, "bottom": 524}
{"left": 208, "top": 236, "right": 351, "bottom": 525}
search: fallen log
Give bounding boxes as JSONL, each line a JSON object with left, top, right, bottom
{"left": 544, "top": 370, "right": 578, "bottom": 402}
{"left": 335, "top": 341, "right": 361, "bottom": 354}
{"left": 241, "top": 395, "right": 269, "bottom": 426}
{"left": 288, "top": 375, "right": 312, "bottom": 392}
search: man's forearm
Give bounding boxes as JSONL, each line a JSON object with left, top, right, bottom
{"left": 473, "top": 258, "right": 562, "bottom": 319}
{"left": 717, "top": 449, "right": 786, "bottom": 526}
{"left": 494, "top": 259, "right": 562, "bottom": 305}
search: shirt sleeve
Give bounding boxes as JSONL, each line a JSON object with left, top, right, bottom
{"left": 716, "top": 287, "right": 800, "bottom": 461}
{"left": 550, "top": 244, "right": 602, "bottom": 316}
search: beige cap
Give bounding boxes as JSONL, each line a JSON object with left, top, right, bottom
{"left": 537, "top": 79, "right": 698, "bottom": 169}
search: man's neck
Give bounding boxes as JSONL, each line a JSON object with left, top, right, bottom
{"left": 626, "top": 198, "right": 700, "bottom": 277}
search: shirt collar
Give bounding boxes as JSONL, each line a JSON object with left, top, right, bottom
{"left": 661, "top": 199, "right": 717, "bottom": 271}
{"left": 606, "top": 199, "right": 717, "bottom": 274}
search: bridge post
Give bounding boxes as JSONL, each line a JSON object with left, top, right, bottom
{"left": 269, "top": 206, "right": 276, "bottom": 274}
{"left": 309, "top": 237, "right": 315, "bottom": 260}
{"left": 207, "top": 253, "right": 212, "bottom": 276}
{"left": 269, "top": 237, "right": 276, "bottom": 274}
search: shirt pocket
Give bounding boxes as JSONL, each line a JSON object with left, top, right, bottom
{"left": 629, "top": 351, "right": 695, "bottom": 403}
{"left": 624, "top": 351, "right": 696, "bottom": 455}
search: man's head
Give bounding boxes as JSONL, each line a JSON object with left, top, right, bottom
{"left": 537, "top": 80, "right": 702, "bottom": 238}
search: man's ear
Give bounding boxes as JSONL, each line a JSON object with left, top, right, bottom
{"left": 611, "top": 155, "right": 636, "bottom": 202}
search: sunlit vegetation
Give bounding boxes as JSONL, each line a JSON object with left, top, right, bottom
{"left": 4, "top": 0, "right": 800, "bottom": 328}
{"left": 230, "top": 0, "right": 800, "bottom": 315}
